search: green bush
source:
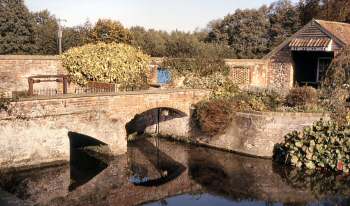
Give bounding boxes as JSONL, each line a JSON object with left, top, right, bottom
{"left": 161, "top": 54, "right": 229, "bottom": 78}
{"left": 274, "top": 120, "right": 350, "bottom": 173}
{"left": 193, "top": 89, "right": 283, "bottom": 136}
{"left": 181, "top": 73, "right": 239, "bottom": 98}
{"left": 0, "top": 93, "right": 10, "bottom": 112}
{"left": 320, "top": 87, "right": 349, "bottom": 125}
{"left": 231, "top": 89, "right": 283, "bottom": 112}
{"left": 232, "top": 92, "right": 268, "bottom": 112}
{"left": 60, "top": 42, "right": 150, "bottom": 88}
{"left": 323, "top": 47, "right": 350, "bottom": 89}
{"left": 320, "top": 48, "right": 350, "bottom": 124}
{"left": 194, "top": 99, "right": 234, "bottom": 136}
{"left": 285, "top": 86, "right": 318, "bottom": 107}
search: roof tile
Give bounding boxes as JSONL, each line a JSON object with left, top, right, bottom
{"left": 316, "top": 20, "right": 350, "bottom": 45}
{"left": 289, "top": 38, "right": 331, "bottom": 48}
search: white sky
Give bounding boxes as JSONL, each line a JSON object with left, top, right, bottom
{"left": 25, "top": 0, "right": 297, "bottom": 32}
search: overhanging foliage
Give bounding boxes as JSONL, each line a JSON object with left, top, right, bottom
{"left": 60, "top": 43, "right": 150, "bottom": 88}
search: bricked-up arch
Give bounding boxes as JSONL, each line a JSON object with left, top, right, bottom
{"left": 125, "top": 107, "right": 187, "bottom": 136}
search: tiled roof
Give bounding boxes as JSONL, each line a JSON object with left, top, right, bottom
{"left": 316, "top": 20, "right": 350, "bottom": 45}
{"left": 289, "top": 38, "right": 331, "bottom": 48}
{"left": 263, "top": 19, "right": 350, "bottom": 59}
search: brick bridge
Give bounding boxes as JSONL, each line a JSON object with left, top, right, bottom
{"left": 0, "top": 89, "right": 209, "bottom": 169}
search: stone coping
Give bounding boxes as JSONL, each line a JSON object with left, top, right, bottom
{"left": 224, "top": 59, "right": 268, "bottom": 64}
{"left": 152, "top": 57, "right": 268, "bottom": 64}
{"left": 0, "top": 55, "right": 60, "bottom": 60}
{"left": 14, "top": 89, "right": 209, "bottom": 102}
{"left": 235, "top": 111, "right": 329, "bottom": 117}
{"left": 0, "top": 55, "right": 267, "bottom": 63}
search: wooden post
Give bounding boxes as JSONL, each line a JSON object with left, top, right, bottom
{"left": 63, "top": 76, "right": 68, "bottom": 94}
{"left": 28, "top": 78, "right": 34, "bottom": 96}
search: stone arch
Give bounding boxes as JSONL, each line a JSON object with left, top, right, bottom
{"left": 125, "top": 107, "right": 188, "bottom": 138}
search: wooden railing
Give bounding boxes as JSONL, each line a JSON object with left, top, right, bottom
{"left": 21, "top": 80, "right": 149, "bottom": 98}
{"left": 74, "top": 82, "right": 117, "bottom": 94}
{"left": 28, "top": 75, "right": 69, "bottom": 96}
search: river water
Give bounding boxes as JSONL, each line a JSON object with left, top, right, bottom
{"left": 1, "top": 138, "right": 350, "bottom": 206}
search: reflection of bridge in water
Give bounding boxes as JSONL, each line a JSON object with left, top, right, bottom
{"left": 1, "top": 139, "right": 350, "bottom": 206}
{"left": 129, "top": 139, "right": 186, "bottom": 187}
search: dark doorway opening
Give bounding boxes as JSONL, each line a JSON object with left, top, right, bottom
{"left": 292, "top": 51, "right": 334, "bottom": 87}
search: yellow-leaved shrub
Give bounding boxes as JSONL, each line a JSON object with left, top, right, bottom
{"left": 60, "top": 42, "right": 150, "bottom": 88}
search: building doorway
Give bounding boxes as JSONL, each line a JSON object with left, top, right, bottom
{"left": 292, "top": 51, "right": 334, "bottom": 87}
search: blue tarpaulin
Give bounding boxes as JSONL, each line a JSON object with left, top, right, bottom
{"left": 157, "top": 68, "right": 171, "bottom": 84}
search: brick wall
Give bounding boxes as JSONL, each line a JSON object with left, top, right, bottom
{"left": 0, "top": 55, "right": 162, "bottom": 96}
{"left": 171, "top": 111, "right": 327, "bottom": 157}
{"left": 225, "top": 59, "right": 269, "bottom": 88}
{"left": 0, "top": 55, "right": 291, "bottom": 96}
{"left": 150, "top": 58, "right": 270, "bottom": 88}
{"left": 0, "top": 55, "right": 65, "bottom": 96}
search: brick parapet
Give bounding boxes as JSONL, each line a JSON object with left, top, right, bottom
{"left": 0, "top": 55, "right": 60, "bottom": 60}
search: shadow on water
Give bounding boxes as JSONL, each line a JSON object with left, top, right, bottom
{"left": 68, "top": 132, "right": 108, "bottom": 191}
{"left": 128, "top": 138, "right": 186, "bottom": 187}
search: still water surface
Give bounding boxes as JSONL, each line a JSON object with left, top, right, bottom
{"left": 1, "top": 138, "right": 350, "bottom": 206}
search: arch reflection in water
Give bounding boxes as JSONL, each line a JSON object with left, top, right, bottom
{"left": 128, "top": 139, "right": 186, "bottom": 187}
{"left": 68, "top": 132, "right": 109, "bottom": 191}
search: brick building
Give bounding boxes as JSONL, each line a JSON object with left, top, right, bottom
{"left": 264, "top": 19, "right": 350, "bottom": 89}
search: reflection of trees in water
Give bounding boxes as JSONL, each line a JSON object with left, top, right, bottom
{"left": 187, "top": 147, "right": 260, "bottom": 202}
{"left": 187, "top": 146, "right": 350, "bottom": 206}
{"left": 274, "top": 165, "right": 350, "bottom": 203}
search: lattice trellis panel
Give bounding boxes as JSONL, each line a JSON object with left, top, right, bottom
{"left": 231, "top": 67, "right": 250, "bottom": 85}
